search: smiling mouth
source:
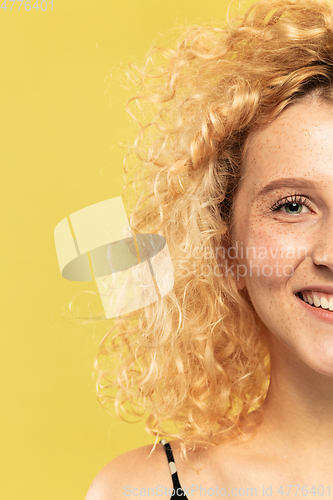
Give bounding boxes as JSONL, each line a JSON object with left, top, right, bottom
{"left": 297, "top": 291, "right": 333, "bottom": 311}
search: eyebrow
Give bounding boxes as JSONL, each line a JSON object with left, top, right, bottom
{"left": 257, "top": 177, "right": 317, "bottom": 197}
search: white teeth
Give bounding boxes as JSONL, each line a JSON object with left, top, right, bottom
{"left": 320, "top": 297, "right": 329, "bottom": 309}
{"left": 313, "top": 295, "right": 321, "bottom": 307}
{"left": 300, "top": 292, "right": 333, "bottom": 310}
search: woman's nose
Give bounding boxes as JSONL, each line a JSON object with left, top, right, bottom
{"left": 311, "top": 232, "right": 333, "bottom": 272}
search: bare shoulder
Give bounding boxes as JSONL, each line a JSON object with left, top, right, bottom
{"left": 84, "top": 441, "right": 176, "bottom": 500}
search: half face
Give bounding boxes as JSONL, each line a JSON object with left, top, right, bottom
{"left": 233, "top": 98, "right": 333, "bottom": 376}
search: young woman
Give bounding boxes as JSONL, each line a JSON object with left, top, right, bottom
{"left": 85, "top": 0, "right": 333, "bottom": 498}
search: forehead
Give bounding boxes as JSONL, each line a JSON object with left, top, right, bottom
{"left": 242, "top": 99, "right": 333, "bottom": 187}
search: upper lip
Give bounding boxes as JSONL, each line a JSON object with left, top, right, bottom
{"left": 294, "top": 285, "right": 333, "bottom": 295}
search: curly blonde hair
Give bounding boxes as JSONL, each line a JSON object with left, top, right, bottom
{"left": 95, "top": 0, "right": 333, "bottom": 465}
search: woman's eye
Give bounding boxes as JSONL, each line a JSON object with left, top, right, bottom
{"left": 282, "top": 202, "right": 311, "bottom": 215}
{"left": 269, "top": 195, "right": 313, "bottom": 215}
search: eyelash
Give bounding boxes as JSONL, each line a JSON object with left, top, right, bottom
{"left": 269, "top": 193, "right": 313, "bottom": 213}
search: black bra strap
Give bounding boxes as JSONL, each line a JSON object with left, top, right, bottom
{"left": 160, "top": 439, "right": 189, "bottom": 499}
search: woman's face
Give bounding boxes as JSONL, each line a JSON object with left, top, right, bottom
{"left": 233, "top": 98, "right": 333, "bottom": 376}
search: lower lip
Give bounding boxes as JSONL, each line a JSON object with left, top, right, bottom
{"left": 295, "top": 294, "right": 333, "bottom": 324}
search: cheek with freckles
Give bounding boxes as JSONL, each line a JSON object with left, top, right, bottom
{"left": 237, "top": 228, "right": 308, "bottom": 298}
{"left": 235, "top": 227, "right": 308, "bottom": 342}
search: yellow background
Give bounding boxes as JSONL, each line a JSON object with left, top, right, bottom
{"left": 1, "top": 0, "right": 254, "bottom": 498}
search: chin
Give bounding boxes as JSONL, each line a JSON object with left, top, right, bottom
{"left": 298, "top": 348, "right": 333, "bottom": 378}
{"left": 307, "top": 359, "right": 333, "bottom": 378}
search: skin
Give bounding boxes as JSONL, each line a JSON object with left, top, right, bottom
{"left": 85, "top": 98, "right": 333, "bottom": 499}
{"left": 234, "top": 98, "right": 333, "bottom": 377}
{"left": 229, "top": 97, "right": 333, "bottom": 485}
